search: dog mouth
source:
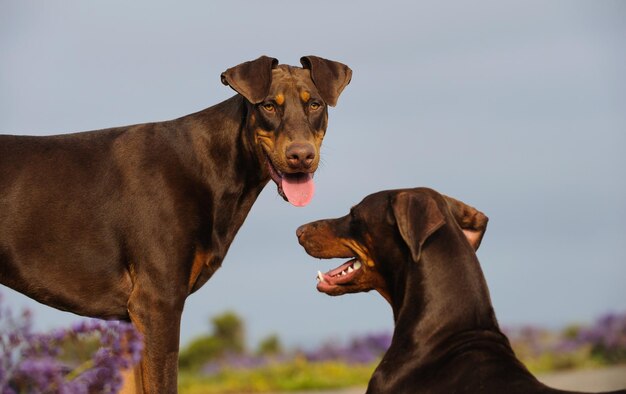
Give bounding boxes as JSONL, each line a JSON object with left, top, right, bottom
{"left": 315, "top": 258, "right": 364, "bottom": 295}
{"left": 265, "top": 155, "right": 315, "bottom": 207}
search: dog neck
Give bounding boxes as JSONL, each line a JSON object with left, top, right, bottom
{"left": 371, "top": 223, "right": 550, "bottom": 392}
{"left": 192, "top": 95, "right": 269, "bottom": 177}
{"left": 387, "top": 223, "right": 507, "bottom": 367}
{"left": 176, "top": 95, "right": 271, "bottom": 261}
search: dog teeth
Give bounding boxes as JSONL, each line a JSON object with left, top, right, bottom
{"left": 317, "top": 271, "right": 326, "bottom": 283}
{"left": 318, "top": 260, "right": 363, "bottom": 283}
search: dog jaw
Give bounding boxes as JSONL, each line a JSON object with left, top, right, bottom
{"left": 300, "top": 231, "right": 388, "bottom": 298}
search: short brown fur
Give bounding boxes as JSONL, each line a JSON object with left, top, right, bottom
{"left": 0, "top": 55, "right": 351, "bottom": 393}
{"left": 297, "top": 188, "right": 624, "bottom": 394}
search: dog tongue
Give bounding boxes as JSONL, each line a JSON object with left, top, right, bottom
{"left": 282, "top": 173, "right": 315, "bottom": 207}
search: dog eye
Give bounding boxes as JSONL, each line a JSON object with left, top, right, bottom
{"left": 262, "top": 103, "right": 275, "bottom": 112}
{"left": 309, "top": 102, "right": 321, "bottom": 111}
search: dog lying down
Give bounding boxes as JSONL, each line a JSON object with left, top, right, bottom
{"left": 297, "top": 187, "right": 625, "bottom": 394}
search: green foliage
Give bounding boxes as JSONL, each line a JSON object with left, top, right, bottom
{"left": 178, "top": 310, "right": 626, "bottom": 392}
{"left": 179, "top": 358, "right": 375, "bottom": 394}
{"left": 522, "top": 345, "right": 602, "bottom": 374}
{"left": 57, "top": 335, "right": 102, "bottom": 367}
{"left": 211, "top": 311, "right": 245, "bottom": 354}
{"left": 179, "top": 336, "right": 224, "bottom": 371}
{"left": 179, "top": 311, "right": 247, "bottom": 371}
{"left": 256, "top": 334, "right": 282, "bottom": 356}
{"left": 505, "top": 312, "right": 626, "bottom": 374}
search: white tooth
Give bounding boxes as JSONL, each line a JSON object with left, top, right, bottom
{"left": 353, "top": 261, "right": 362, "bottom": 270}
{"left": 317, "top": 271, "right": 326, "bottom": 283}
{"left": 341, "top": 271, "right": 347, "bottom": 276}
{"left": 347, "top": 266, "right": 354, "bottom": 273}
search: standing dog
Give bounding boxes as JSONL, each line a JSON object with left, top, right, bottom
{"left": 297, "top": 187, "right": 625, "bottom": 394}
{"left": 0, "top": 55, "right": 351, "bottom": 393}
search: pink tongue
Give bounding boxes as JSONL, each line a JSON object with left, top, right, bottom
{"left": 282, "top": 173, "right": 315, "bottom": 207}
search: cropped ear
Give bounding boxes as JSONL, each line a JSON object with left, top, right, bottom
{"left": 442, "top": 194, "right": 489, "bottom": 251}
{"left": 392, "top": 192, "right": 446, "bottom": 262}
{"left": 221, "top": 56, "right": 279, "bottom": 104}
{"left": 300, "top": 56, "right": 352, "bottom": 107}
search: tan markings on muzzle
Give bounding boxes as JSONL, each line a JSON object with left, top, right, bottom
{"left": 255, "top": 129, "right": 275, "bottom": 152}
{"left": 275, "top": 94, "right": 285, "bottom": 106}
{"left": 314, "top": 130, "right": 325, "bottom": 146}
{"left": 300, "top": 90, "right": 311, "bottom": 103}
{"left": 341, "top": 238, "right": 376, "bottom": 268}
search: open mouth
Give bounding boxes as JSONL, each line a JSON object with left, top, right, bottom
{"left": 266, "top": 156, "right": 315, "bottom": 207}
{"left": 315, "top": 258, "right": 363, "bottom": 294}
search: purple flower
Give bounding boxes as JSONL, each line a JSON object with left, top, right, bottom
{"left": 201, "top": 361, "right": 222, "bottom": 376}
{"left": 568, "top": 312, "right": 626, "bottom": 362}
{"left": 1, "top": 292, "right": 143, "bottom": 393}
{"left": 302, "top": 331, "right": 391, "bottom": 365}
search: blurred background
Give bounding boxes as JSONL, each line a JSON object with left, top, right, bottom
{"left": 1, "top": 0, "right": 624, "bottom": 377}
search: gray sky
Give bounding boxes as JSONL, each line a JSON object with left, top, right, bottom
{"left": 1, "top": 1, "right": 625, "bottom": 349}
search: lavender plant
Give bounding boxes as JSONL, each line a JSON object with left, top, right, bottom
{"left": 303, "top": 332, "right": 392, "bottom": 365}
{"left": 0, "top": 293, "right": 143, "bottom": 394}
{"left": 576, "top": 312, "right": 626, "bottom": 363}
{"left": 196, "top": 332, "right": 392, "bottom": 377}
{"left": 503, "top": 312, "right": 626, "bottom": 372}
{"left": 193, "top": 312, "right": 626, "bottom": 378}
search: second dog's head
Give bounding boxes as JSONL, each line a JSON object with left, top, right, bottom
{"left": 296, "top": 187, "right": 488, "bottom": 303}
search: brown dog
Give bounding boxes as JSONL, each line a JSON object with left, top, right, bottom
{"left": 0, "top": 55, "right": 351, "bottom": 393}
{"left": 297, "top": 187, "right": 625, "bottom": 394}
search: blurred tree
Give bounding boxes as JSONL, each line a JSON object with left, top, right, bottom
{"left": 211, "top": 311, "right": 245, "bottom": 354}
{"left": 257, "top": 334, "right": 283, "bottom": 356}
{"left": 179, "top": 310, "right": 247, "bottom": 370}
{"left": 178, "top": 335, "right": 222, "bottom": 370}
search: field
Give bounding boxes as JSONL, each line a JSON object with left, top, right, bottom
{"left": 176, "top": 311, "right": 626, "bottom": 393}
{"left": 2, "top": 296, "right": 625, "bottom": 393}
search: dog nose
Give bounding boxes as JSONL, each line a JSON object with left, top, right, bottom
{"left": 296, "top": 225, "right": 307, "bottom": 239}
{"left": 286, "top": 143, "right": 315, "bottom": 170}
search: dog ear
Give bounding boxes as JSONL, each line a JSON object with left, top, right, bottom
{"left": 300, "top": 56, "right": 352, "bottom": 107}
{"left": 442, "top": 195, "right": 489, "bottom": 251}
{"left": 221, "top": 56, "right": 279, "bottom": 104}
{"left": 392, "top": 192, "right": 446, "bottom": 262}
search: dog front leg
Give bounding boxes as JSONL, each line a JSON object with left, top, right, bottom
{"left": 127, "top": 285, "right": 185, "bottom": 394}
{"left": 118, "top": 364, "right": 142, "bottom": 394}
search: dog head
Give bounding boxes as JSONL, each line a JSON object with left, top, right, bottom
{"left": 296, "top": 188, "right": 488, "bottom": 302}
{"left": 221, "top": 55, "right": 352, "bottom": 207}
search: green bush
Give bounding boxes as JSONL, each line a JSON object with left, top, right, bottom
{"left": 212, "top": 312, "right": 246, "bottom": 354}
{"left": 179, "top": 336, "right": 224, "bottom": 371}
{"left": 179, "top": 311, "right": 248, "bottom": 371}
{"left": 256, "top": 334, "right": 283, "bottom": 356}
